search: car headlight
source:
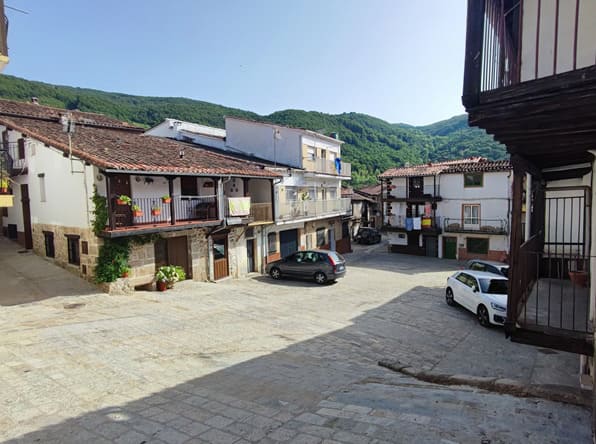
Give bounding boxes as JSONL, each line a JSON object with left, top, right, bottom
{"left": 490, "top": 302, "right": 506, "bottom": 312}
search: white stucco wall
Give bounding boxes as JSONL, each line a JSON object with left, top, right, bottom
{"left": 2, "top": 129, "right": 93, "bottom": 232}
{"left": 145, "top": 120, "right": 226, "bottom": 150}
{"left": 521, "top": 0, "right": 596, "bottom": 82}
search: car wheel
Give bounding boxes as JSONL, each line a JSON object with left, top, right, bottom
{"left": 269, "top": 267, "right": 282, "bottom": 280}
{"left": 314, "top": 271, "right": 327, "bottom": 285}
{"left": 477, "top": 304, "right": 490, "bottom": 327}
{"left": 445, "top": 288, "right": 455, "bottom": 306}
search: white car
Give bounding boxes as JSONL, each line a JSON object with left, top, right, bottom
{"left": 445, "top": 270, "right": 508, "bottom": 327}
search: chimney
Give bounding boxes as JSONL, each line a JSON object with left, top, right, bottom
{"left": 31, "top": 97, "right": 39, "bottom": 105}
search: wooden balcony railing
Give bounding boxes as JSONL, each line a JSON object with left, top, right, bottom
{"left": 384, "top": 215, "right": 441, "bottom": 231}
{"left": 443, "top": 217, "right": 508, "bottom": 235}
{"left": 383, "top": 184, "right": 441, "bottom": 200}
{"left": 463, "top": 0, "right": 522, "bottom": 106}
{"left": 0, "top": 141, "right": 26, "bottom": 175}
{"left": 224, "top": 197, "right": 273, "bottom": 223}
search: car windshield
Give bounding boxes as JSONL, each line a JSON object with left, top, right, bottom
{"left": 479, "top": 278, "right": 508, "bottom": 294}
{"left": 500, "top": 267, "right": 509, "bottom": 277}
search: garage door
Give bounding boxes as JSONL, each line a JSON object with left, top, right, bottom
{"left": 280, "top": 229, "right": 298, "bottom": 258}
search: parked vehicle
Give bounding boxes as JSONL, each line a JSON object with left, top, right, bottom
{"left": 266, "top": 249, "right": 346, "bottom": 284}
{"left": 445, "top": 270, "right": 508, "bottom": 327}
{"left": 465, "top": 259, "right": 509, "bottom": 277}
{"left": 354, "top": 227, "right": 381, "bottom": 245}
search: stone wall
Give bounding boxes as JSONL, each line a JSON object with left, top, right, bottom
{"left": 31, "top": 223, "right": 100, "bottom": 281}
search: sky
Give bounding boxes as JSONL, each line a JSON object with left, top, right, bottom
{"left": 3, "top": 0, "right": 467, "bottom": 126}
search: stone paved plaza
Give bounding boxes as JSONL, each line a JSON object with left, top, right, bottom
{"left": 0, "top": 238, "right": 591, "bottom": 443}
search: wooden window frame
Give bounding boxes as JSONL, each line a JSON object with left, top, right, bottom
{"left": 462, "top": 204, "right": 481, "bottom": 225}
{"left": 43, "top": 231, "right": 55, "bottom": 258}
{"left": 267, "top": 232, "right": 277, "bottom": 253}
{"left": 180, "top": 177, "right": 198, "bottom": 196}
{"left": 65, "top": 234, "right": 81, "bottom": 265}
{"left": 464, "top": 172, "right": 483, "bottom": 188}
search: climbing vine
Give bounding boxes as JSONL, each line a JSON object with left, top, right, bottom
{"left": 91, "top": 185, "right": 108, "bottom": 236}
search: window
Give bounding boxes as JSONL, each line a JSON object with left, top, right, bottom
{"left": 464, "top": 172, "right": 483, "bottom": 187}
{"left": 469, "top": 261, "right": 486, "bottom": 272}
{"left": 463, "top": 204, "right": 480, "bottom": 225}
{"left": 306, "top": 148, "right": 315, "bottom": 161}
{"left": 17, "top": 138, "right": 25, "bottom": 159}
{"left": 43, "top": 231, "right": 55, "bottom": 258}
{"left": 38, "top": 174, "right": 46, "bottom": 202}
{"left": 81, "top": 241, "right": 89, "bottom": 255}
{"left": 467, "top": 238, "right": 489, "bottom": 255}
{"left": 180, "top": 177, "right": 198, "bottom": 195}
{"left": 268, "top": 232, "right": 277, "bottom": 253}
{"left": 316, "top": 228, "right": 326, "bottom": 247}
{"left": 66, "top": 235, "right": 80, "bottom": 265}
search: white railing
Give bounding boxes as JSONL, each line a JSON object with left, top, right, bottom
{"left": 304, "top": 158, "right": 351, "bottom": 177}
{"left": 277, "top": 198, "right": 351, "bottom": 221}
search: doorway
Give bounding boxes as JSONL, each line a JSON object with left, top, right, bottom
{"left": 110, "top": 175, "right": 132, "bottom": 227}
{"left": 20, "top": 184, "right": 33, "bottom": 249}
{"left": 280, "top": 229, "right": 298, "bottom": 258}
{"left": 246, "top": 238, "right": 256, "bottom": 273}
{"left": 443, "top": 236, "right": 457, "bottom": 259}
{"left": 154, "top": 236, "right": 191, "bottom": 278}
{"left": 425, "top": 236, "right": 438, "bottom": 257}
{"left": 213, "top": 235, "right": 229, "bottom": 280}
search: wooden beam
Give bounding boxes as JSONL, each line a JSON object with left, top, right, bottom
{"left": 462, "top": 0, "right": 485, "bottom": 108}
{"left": 168, "top": 177, "right": 175, "bottom": 225}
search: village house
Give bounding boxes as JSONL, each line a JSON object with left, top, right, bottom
{"left": 147, "top": 116, "right": 353, "bottom": 259}
{"left": 0, "top": 99, "right": 280, "bottom": 289}
{"left": 461, "top": 0, "right": 596, "bottom": 402}
{"left": 379, "top": 157, "right": 512, "bottom": 260}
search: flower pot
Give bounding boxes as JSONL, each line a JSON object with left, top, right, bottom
{"left": 151, "top": 209, "right": 161, "bottom": 216}
{"left": 0, "top": 187, "right": 7, "bottom": 194}
{"left": 116, "top": 199, "right": 127, "bottom": 205}
{"left": 132, "top": 210, "right": 143, "bottom": 218}
{"left": 569, "top": 271, "right": 588, "bottom": 288}
{"left": 121, "top": 271, "right": 129, "bottom": 278}
{"left": 156, "top": 280, "right": 167, "bottom": 291}
{"left": 162, "top": 197, "right": 172, "bottom": 204}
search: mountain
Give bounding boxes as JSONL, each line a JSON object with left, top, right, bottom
{"left": 0, "top": 75, "right": 506, "bottom": 186}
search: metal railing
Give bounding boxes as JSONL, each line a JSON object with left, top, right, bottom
{"left": 513, "top": 247, "right": 591, "bottom": 334}
{"left": 0, "top": 141, "right": 25, "bottom": 175}
{"left": 277, "top": 198, "right": 351, "bottom": 221}
{"left": 111, "top": 195, "right": 218, "bottom": 228}
{"left": 443, "top": 217, "right": 508, "bottom": 234}
{"left": 250, "top": 202, "right": 273, "bottom": 222}
{"left": 383, "top": 184, "right": 440, "bottom": 199}
{"left": 303, "top": 158, "right": 351, "bottom": 177}
{"left": 384, "top": 215, "right": 441, "bottom": 231}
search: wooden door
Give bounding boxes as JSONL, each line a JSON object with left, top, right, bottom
{"left": 213, "top": 235, "right": 229, "bottom": 280}
{"left": 20, "top": 184, "right": 33, "bottom": 249}
{"left": 246, "top": 239, "right": 255, "bottom": 273}
{"left": 425, "top": 236, "right": 438, "bottom": 257}
{"left": 110, "top": 175, "right": 132, "bottom": 227}
{"left": 167, "top": 236, "right": 190, "bottom": 279}
{"left": 443, "top": 236, "right": 457, "bottom": 259}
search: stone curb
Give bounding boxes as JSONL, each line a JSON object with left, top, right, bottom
{"left": 378, "top": 360, "right": 592, "bottom": 408}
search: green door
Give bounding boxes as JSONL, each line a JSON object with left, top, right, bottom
{"left": 443, "top": 237, "right": 457, "bottom": 259}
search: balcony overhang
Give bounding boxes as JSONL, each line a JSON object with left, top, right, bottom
{"left": 100, "top": 219, "right": 222, "bottom": 238}
{"left": 465, "top": 65, "right": 596, "bottom": 170}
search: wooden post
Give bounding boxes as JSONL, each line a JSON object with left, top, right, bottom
{"left": 462, "top": 0, "right": 485, "bottom": 107}
{"left": 105, "top": 173, "right": 115, "bottom": 231}
{"left": 168, "top": 177, "right": 175, "bottom": 225}
{"left": 214, "top": 177, "right": 221, "bottom": 219}
{"left": 506, "top": 154, "right": 526, "bottom": 336}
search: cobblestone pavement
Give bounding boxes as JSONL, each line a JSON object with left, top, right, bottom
{"left": 0, "top": 239, "right": 591, "bottom": 443}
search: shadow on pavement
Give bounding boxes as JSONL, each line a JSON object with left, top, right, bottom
{"left": 2, "top": 283, "right": 588, "bottom": 444}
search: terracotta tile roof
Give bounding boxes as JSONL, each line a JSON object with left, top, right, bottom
{"left": 379, "top": 157, "right": 505, "bottom": 178}
{"left": 0, "top": 100, "right": 280, "bottom": 178}
{"left": 0, "top": 99, "right": 141, "bottom": 129}
{"left": 357, "top": 184, "right": 382, "bottom": 196}
{"left": 441, "top": 159, "right": 512, "bottom": 174}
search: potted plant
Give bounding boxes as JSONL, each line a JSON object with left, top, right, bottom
{"left": 131, "top": 204, "right": 143, "bottom": 217}
{"left": 155, "top": 265, "right": 182, "bottom": 290}
{"left": 120, "top": 266, "right": 131, "bottom": 278}
{"left": 151, "top": 205, "right": 162, "bottom": 216}
{"left": 162, "top": 195, "right": 172, "bottom": 204}
{"left": 116, "top": 195, "right": 132, "bottom": 206}
{"left": 0, "top": 178, "right": 8, "bottom": 193}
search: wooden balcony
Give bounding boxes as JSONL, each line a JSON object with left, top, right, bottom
{"left": 224, "top": 197, "right": 273, "bottom": 225}
{"left": 383, "top": 184, "right": 441, "bottom": 202}
{"left": 443, "top": 217, "right": 507, "bottom": 235}
{"left": 103, "top": 195, "right": 220, "bottom": 238}
{"left": 1, "top": 141, "right": 27, "bottom": 176}
{"left": 462, "top": 0, "right": 596, "bottom": 170}
{"left": 383, "top": 215, "right": 441, "bottom": 233}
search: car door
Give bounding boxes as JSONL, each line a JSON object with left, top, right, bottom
{"left": 456, "top": 273, "right": 476, "bottom": 311}
{"left": 466, "top": 275, "right": 481, "bottom": 310}
{"left": 282, "top": 252, "right": 305, "bottom": 277}
{"left": 453, "top": 273, "right": 472, "bottom": 309}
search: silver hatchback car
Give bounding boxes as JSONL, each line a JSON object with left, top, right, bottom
{"left": 266, "top": 249, "right": 347, "bottom": 284}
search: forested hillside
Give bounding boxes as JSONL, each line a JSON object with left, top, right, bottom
{"left": 0, "top": 75, "right": 506, "bottom": 186}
